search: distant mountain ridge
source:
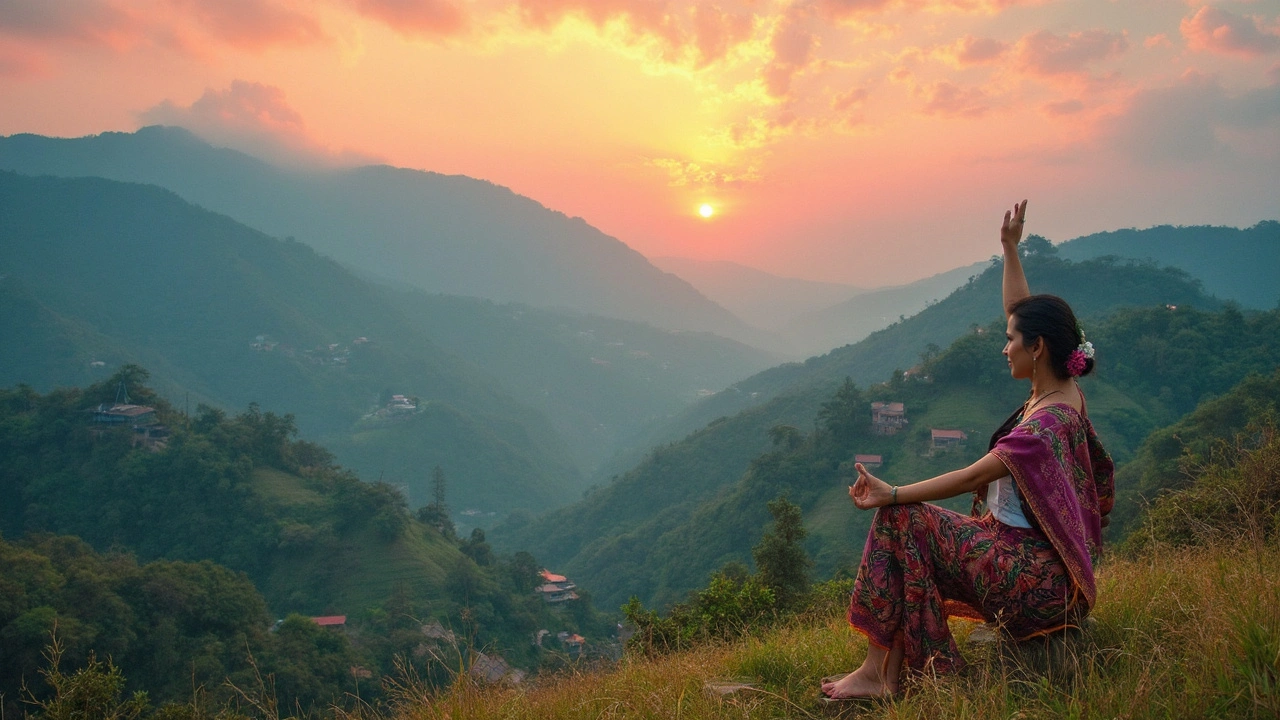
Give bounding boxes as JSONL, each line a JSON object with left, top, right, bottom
{"left": 0, "top": 127, "right": 766, "bottom": 347}
{"left": 1056, "top": 222, "right": 1280, "bottom": 309}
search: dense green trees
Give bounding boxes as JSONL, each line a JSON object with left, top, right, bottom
{"left": 0, "top": 370, "right": 613, "bottom": 715}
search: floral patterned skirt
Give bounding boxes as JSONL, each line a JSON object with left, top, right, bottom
{"left": 847, "top": 502, "right": 1078, "bottom": 673}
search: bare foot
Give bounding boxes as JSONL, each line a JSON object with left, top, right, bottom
{"left": 820, "top": 669, "right": 896, "bottom": 699}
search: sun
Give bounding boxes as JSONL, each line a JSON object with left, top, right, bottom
{"left": 698, "top": 204, "right": 715, "bottom": 218}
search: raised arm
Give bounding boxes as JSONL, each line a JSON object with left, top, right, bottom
{"left": 1001, "top": 199, "right": 1030, "bottom": 316}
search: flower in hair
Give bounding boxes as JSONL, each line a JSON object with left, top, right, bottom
{"left": 1066, "top": 341, "right": 1094, "bottom": 377}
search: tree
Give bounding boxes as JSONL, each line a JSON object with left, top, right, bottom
{"left": 751, "top": 495, "right": 811, "bottom": 609}
{"left": 416, "top": 466, "right": 455, "bottom": 539}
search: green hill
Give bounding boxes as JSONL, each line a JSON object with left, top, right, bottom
{"left": 0, "top": 371, "right": 614, "bottom": 713}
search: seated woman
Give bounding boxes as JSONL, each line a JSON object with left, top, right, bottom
{"left": 821, "top": 199, "right": 1115, "bottom": 700}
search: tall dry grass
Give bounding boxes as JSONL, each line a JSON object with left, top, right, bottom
{"left": 331, "top": 539, "right": 1276, "bottom": 720}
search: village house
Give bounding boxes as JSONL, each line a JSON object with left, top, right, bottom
{"left": 311, "top": 615, "right": 348, "bottom": 631}
{"left": 931, "top": 429, "right": 969, "bottom": 450}
{"left": 870, "top": 401, "right": 907, "bottom": 435}
{"left": 854, "top": 454, "right": 883, "bottom": 470}
{"left": 537, "top": 569, "right": 579, "bottom": 603}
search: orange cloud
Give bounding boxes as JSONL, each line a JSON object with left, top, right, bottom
{"left": 1042, "top": 98, "right": 1083, "bottom": 115}
{"left": 1181, "top": 6, "right": 1280, "bottom": 57}
{"left": 346, "top": 0, "right": 467, "bottom": 38}
{"left": 1015, "top": 28, "right": 1128, "bottom": 76}
{"left": 514, "top": 0, "right": 754, "bottom": 68}
{"left": 919, "top": 81, "right": 991, "bottom": 117}
{"left": 647, "top": 156, "right": 761, "bottom": 187}
{"left": 139, "top": 80, "right": 378, "bottom": 167}
{"left": 761, "top": 15, "right": 817, "bottom": 98}
{"left": 168, "top": 0, "right": 327, "bottom": 48}
{"left": 935, "top": 34, "right": 1007, "bottom": 66}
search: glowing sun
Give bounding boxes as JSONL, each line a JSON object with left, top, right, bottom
{"left": 698, "top": 204, "right": 715, "bottom": 218}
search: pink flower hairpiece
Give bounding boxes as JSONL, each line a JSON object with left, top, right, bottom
{"left": 1067, "top": 340, "right": 1095, "bottom": 377}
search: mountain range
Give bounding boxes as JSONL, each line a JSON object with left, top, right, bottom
{"left": 0, "top": 171, "right": 773, "bottom": 516}
{"left": 0, "top": 127, "right": 768, "bottom": 348}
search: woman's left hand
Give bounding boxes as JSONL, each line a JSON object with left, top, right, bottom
{"left": 849, "top": 462, "right": 895, "bottom": 510}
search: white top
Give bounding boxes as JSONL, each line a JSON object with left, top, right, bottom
{"left": 987, "top": 474, "right": 1033, "bottom": 528}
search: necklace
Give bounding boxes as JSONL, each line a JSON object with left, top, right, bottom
{"left": 1022, "top": 388, "right": 1063, "bottom": 418}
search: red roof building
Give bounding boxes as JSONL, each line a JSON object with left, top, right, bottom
{"left": 312, "top": 615, "right": 348, "bottom": 628}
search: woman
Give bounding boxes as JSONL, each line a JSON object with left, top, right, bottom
{"left": 821, "top": 200, "right": 1115, "bottom": 700}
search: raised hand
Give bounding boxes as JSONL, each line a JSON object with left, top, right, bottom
{"left": 1000, "top": 199, "right": 1028, "bottom": 247}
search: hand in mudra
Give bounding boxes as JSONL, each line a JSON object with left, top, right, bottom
{"left": 1001, "top": 199, "right": 1028, "bottom": 246}
{"left": 849, "top": 462, "right": 894, "bottom": 510}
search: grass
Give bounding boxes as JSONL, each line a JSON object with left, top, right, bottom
{"left": 331, "top": 539, "right": 1278, "bottom": 720}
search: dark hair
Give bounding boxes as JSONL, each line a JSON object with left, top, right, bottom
{"left": 1009, "top": 294, "right": 1093, "bottom": 379}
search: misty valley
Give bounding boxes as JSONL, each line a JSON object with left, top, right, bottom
{"left": 2, "top": 131, "right": 1279, "bottom": 718}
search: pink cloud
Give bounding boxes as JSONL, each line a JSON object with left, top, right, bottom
{"left": 1043, "top": 98, "right": 1083, "bottom": 115}
{"left": 691, "top": 4, "right": 754, "bottom": 67}
{"left": 139, "top": 81, "right": 378, "bottom": 167}
{"left": 1144, "top": 33, "right": 1171, "bottom": 49}
{"left": 816, "top": 0, "right": 895, "bottom": 17}
{"left": 1181, "top": 6, "right": 1280, "bottom": 57}
{"left": 168, "top": 0, "right": 327, "bottom": 48}
{"left": 346, "top": 0, "right": 467, "bottom": 38}
{"left": 919, "top": 81, "right": 991, "bottom": 117}
{"left": 935, "top": 34, "right": 1007, "bottom": 66}
{"left": 761, "top": 16, "right": 817, "bottom": 98}
{"left": 0, "top": 0, "right": 136, "bottom": 46}
{"left": 1015, "top": 28, "right": 1128, "bottom": 76}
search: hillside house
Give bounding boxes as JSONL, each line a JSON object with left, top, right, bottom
{"left": 537, "top": 569, "right": 579, "bottom": 603}
{"left": 854, "top": 454, "right": 883, "bottom": 470}
{"left": 870, "top": 402, "right": 907, "bottom": 435}
{"left": 92, "top": 403, "right": 157, "bottom": 426}
{"left": 311, "top": 615, "right": 347, "bottom": 631}
{"left": 931, "top": 429, "right": 969, "bottom": 450}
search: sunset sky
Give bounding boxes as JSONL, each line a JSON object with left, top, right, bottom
{"left": 2, "top": 0, "right": 1277, "bottom": 285}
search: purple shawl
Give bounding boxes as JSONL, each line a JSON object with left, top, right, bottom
{"left": 989, "top": 403, "right": 1115, "bottom": 610}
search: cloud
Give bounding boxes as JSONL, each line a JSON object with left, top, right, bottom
{"left": 513, "top": 0, "right": 754, "bottom": 68}
{"left": 1181, "top": 6, "right": 1280, "bottom": 57}
{"left": 1043, "top": 98, "right": 1083, "bottom": 115}
{"left": 761, "top": 15, "right": 817, "bottom": 98}
{"left": 0, "top": 0, "right": 329, "bottom": 53}
{"left": 167, "top": 0, "right": 327, "bottom": 48}
{"left": 918, "top": 81, "right": 992, "bottom": 117}
{"left": 1106, "top": 72, "right": 1280, "bottom": 167}
{"left": 935, "top": 34, "right": 1007, "bottom": 66}
{"left": 1144, "top": 33, "right": 1171, "bottom": 49}
{"left": 345, "top": 0, "right": 467, "bottom": 38}
{"left": 139, "top": 80, "right": 378, "bottom": 167}
{"left": 647, "top": 156, "right": 762, "bottom": 187}
{"left": 0, "top": 42, "right": 46, "bottom": 77}
{"left": 690, "top": 4, "right": 754, "bottom": 67}
{"left": 0, "top": 0, "right": 135, "bottom": 46}
{"left": 1015, "top": 28, "right": 1128, "bottom": 76}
